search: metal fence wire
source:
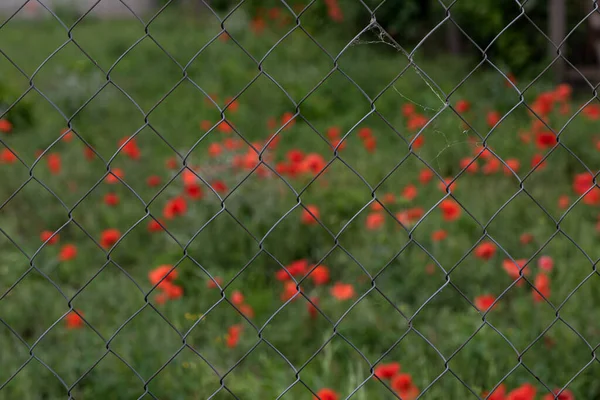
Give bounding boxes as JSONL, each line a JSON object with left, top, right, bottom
{"left": 1, "top": 0, "right": 600, "bottom": 399}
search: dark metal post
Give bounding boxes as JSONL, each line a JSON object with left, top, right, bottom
{"left": 549, "top": 0, "right": 567, "bottom": 81}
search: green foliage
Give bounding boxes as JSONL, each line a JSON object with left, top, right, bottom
{"left": 0, "top": 81, "right": 33, "bottom": 128}
{"left": 0, "top": 7, "right": 599, "bottom": 400}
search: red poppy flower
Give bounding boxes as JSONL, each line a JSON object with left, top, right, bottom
{"left": 287, "top": 149, "right": 304, "bottom": 163}
{"left": 299, "top": 153, "right": 326, "bottom": 175}
{"left": 0, "top": 148, "right": 16, "bottom": 164}
{"left": 105, "top": 168, "right": 124, "bottom": 184}
{"left": 507, "top": 383, "right": 536, "bottom": 400}
{"left": 370, "top": 202, "right": 383, "bottom": 212}
{"left": 407, "top": 114, "right": 428, "bottom": 131}
{"left": 482, "top": 158, "right": 501, "bottom": 175}
{"left": 382, "top": 193, "right": 396, "bottom": 204}
{"left": 0, "top": 119, "right": 13, "bottom": 133}
{"left": 520, "top": 131, "right": 532, "bottom": 144}
{"left": 505, "top": 73, "right": 518, "bottom": 87}
{"left": 483, "top": 384, "right": 506, "bottom": 400}
{"left": 531, "top": 92, "right": 555, "bottom": 116}
{"left": 230, "top": 290, "right": 244, "bottom": 306}
{"left": 103, "top": 192, "right": 119, "bottom": 206}
{"left": 225, "top": 324, "right": 243, "bottom": 348}
{"left": 164, "top": 196, "right": 187, "bottom": 219}
{"left": 419, "top": 168, "right": 433, "bottom": 184}
{"left": 146, "top": 175, "right": 161, "bottom": 188}
{"left": 438, "top": 177, "right": 457, "bottom": 192}
{"left": 431, "top": 229, "right": 448, "bottom": 241}
{"left": 200, "top": 120, "right": 212, "bottom": 131}
{"left": 309, "top": 265, "right": 330, "bottom": 285}
{"left": 217, "top": 120, "right": 233, "bottom": 134}
{"left": 536, "top": 131, "right": 557, "bottom": 149}
{"left": 504, "top": 158, "right": 520, "bottom": 175}
{"left": 281, "top": 281, "right": 301, "bottom": 301}
{"left": 268, "top": 7, "right": 281, "bottom": 19}
{"left": 487, "top": 111, "right": 501, "bottom": 127}
{"left": 149, "top": 265, "right": 178, "bottom": 286}
{"left": 100, "top": 229, "right": 121, "bottom": 249}
{"left": 374, "top": 362, "right": 401, "bottom": 380}
{"left": 330, "top": 282, "right": 355, "bottom": 300}
{"left": 520, "top": 233, "right": 534, "bottom": 244}
{"left": 531, "top": 153, "right": 547, "bottom": 170}
{"left": 211, "top": 180, "right": 227, "bottom": 194}
{"left": 84, "top": 146, "right": 95, "bottom": 161}
{"left": 281, "top": 112, "right": 295, "bottom": 129}
{"left": 327, "top": 126, "right": 341, "bottom": 139}
{"left": 358, "top": 127, "right": 372, "bottom": 139}
{"left": 407, "top": 207, "right": 424, "bottom": 221}
{"left": 474, "top": 294, "right": 496, "bottom": 311}
{"left": 208, "top": 142, "right": 222, "bottom": 157}
{"left": 207, "top": 277, "right": 223, "bottom": 289}
{"left": 313, "top": 388, "right": 339, "bottom": 400}
{"left": 148, "top": 219, "right": 164, "bottom": 232}
{"left": 154, "top": 292, "right": 169, "bottom": 305}
{"left": 225, "top": 97, "right": 239, "bottom": 113}
{"left": 542, "top": 389, "right": 574, "bottom": 400}
{"left": 366, "top": 212, "right": 385, "bottom": 230}
{"left": 554, "top": 83, "right": 572, "bottom": 102}
{"left": 65, "top": 310, "right": 84, "bottom": 329}
{"left": 204, "top": 93, "right": 218, "bottom": 106}
{"left": 363, "top": 136, "right": 376, "bottom": 152}
{"left": 182, "top": 168, "right": 198, "bottom": 186}
{"left": 58, "top": 244, "right": 77, "bottom": 261}
{"left": 301, "top": 205, "right": 320, "bottom": 225}
{"left": 185, "top": 183, "right": 203, "bottom": 200}
{"left": 41, "top": 230, "right": 59, "bottom": 245}
{"left": 573, "top": 172, "right": 600, "bottom": 205}
{"left": 60, "top": 128, "right": 73, "bottom": 142}
{"left": 533, "top": 272, "right": 550, "bottom": 302}
{"left": 474, "top": 241, "right": 496, "bottom": 260}
{"left": 395, "top": 211, "right": 410, "bottom": 226}
{"left": 118, "top": 137, "right": 141, "bottom": 160}
{"left": 250, "top": 17, "right": 266, "bottom": 34}
{"left": 326, "top": 2, "right": 343, "bottom": 22}
{"left": 583, "top": 104, "right": 600, "bottom": 120}
{"left": 538, "top": 255, "right": 554, "bottom": 272}
{"left": 455, "top": 99, "right": 471, "bottom": 113}
{"left": 398, "top": 386, "right": 419, "bottom": 400}
{"left": 163, "top": 282, "right": 183, "bottom": 300}
{"left": 223, "top": 138, "right": 241, "bottom": 151}
{"left": 47, "top": 153, "right": 61, "bottom": 175}
{"left": 276, "top": 262, "right": 301, "bottom": 282}
{"left": 165, "top": 157, "right": 178, "bottom": 170}
{"left": 439, "top": 199, "right": 461, "bottom": 221}
{"left": 460, "top": 157, "right": 478, "bottom": 173}
{"left": 412, "top": 135, "right": 425, "bottom": 149}
{"left": 239, "top": 303, "right": 254, "bottom": 318}
{"left": 474, "top": 145, "right": 494, "bottom": 159}
{"left": 558, "top": 195, "right": 569, "bottom": 209}
{"left": 503, "top": 258, "right": 530, "bottom": 283}
{"left": 391, "top": 373, "right": 413, "bottom": 393}
{"left": 402, "top": 184, "right": 417, "bottom": 201}
{"left": 402, "top": 103, "right": 415, "bottom": 117}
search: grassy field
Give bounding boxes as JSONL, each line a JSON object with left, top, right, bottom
{"left": 0, "top": 3, "right": 600, "bottom": 400}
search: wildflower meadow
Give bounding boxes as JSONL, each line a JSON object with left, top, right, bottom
{"left": 0, "top": 2, "right": 600, "bottom": 400}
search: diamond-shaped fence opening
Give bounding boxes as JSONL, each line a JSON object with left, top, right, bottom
{"left": 2, "top": 0, "right": 600, "bottom": 398}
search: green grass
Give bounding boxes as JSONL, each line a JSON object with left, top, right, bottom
{"left": 0, "top": 5, "right": 600, "bottom": 400}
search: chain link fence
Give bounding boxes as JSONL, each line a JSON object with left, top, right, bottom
{"left": 0, "top": 0, "right": 599, "bottom": 399}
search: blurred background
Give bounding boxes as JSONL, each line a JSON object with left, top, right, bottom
{"left": 1, "top": 1, "right": 600, "bottom": 399}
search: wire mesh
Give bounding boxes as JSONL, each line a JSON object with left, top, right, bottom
{"left": 0, "top": 0, "right": 599, "bottom": 399}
